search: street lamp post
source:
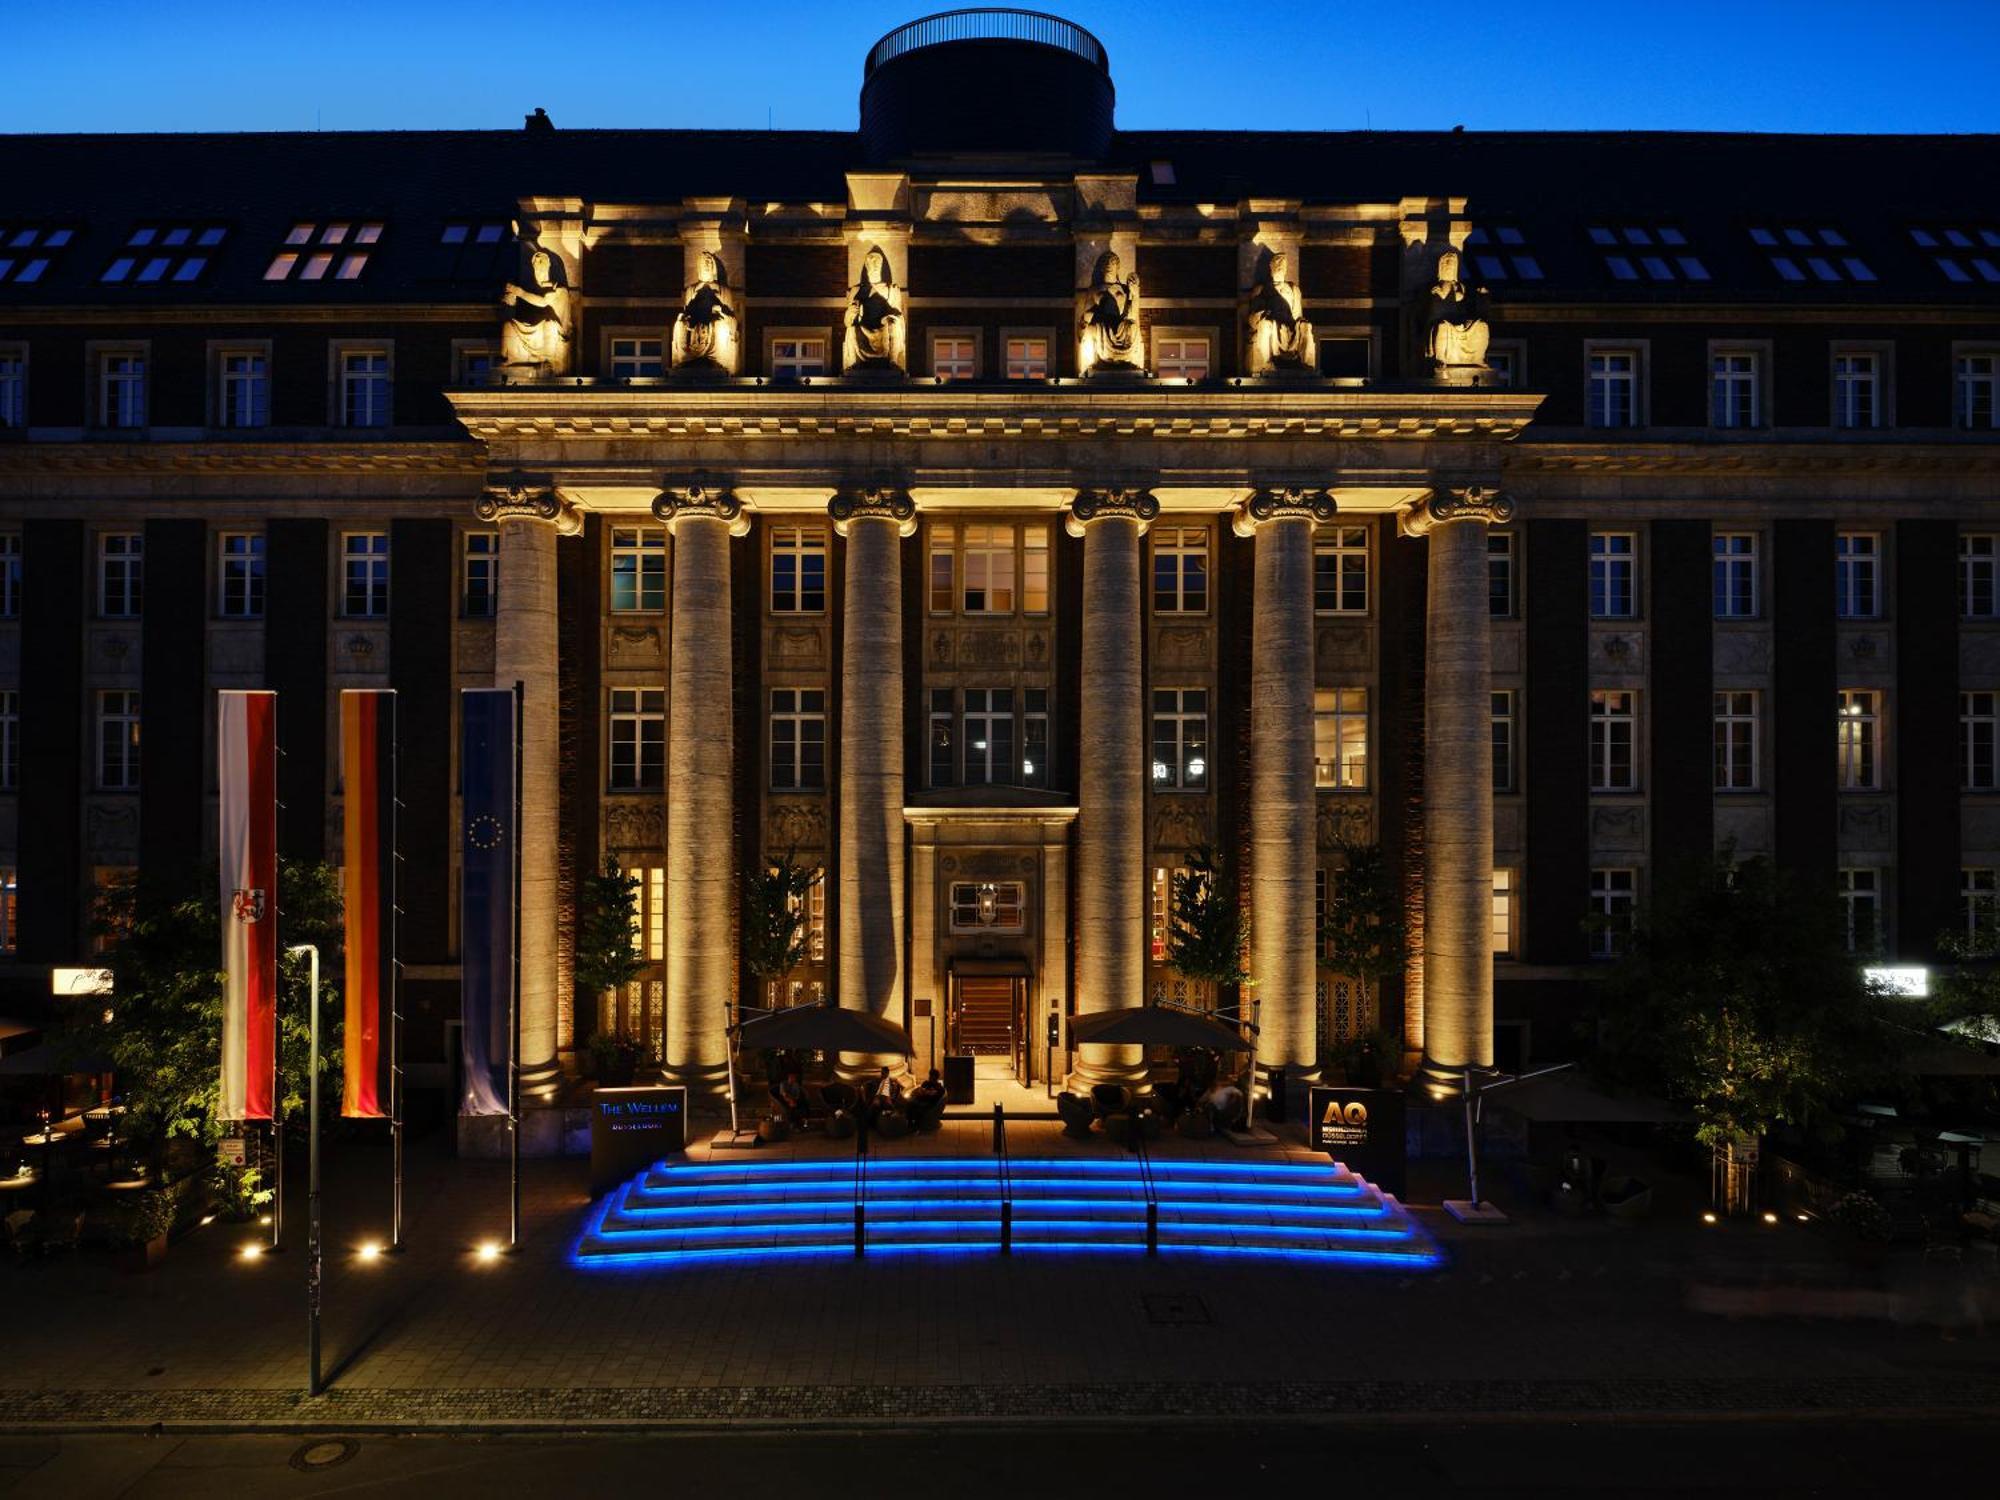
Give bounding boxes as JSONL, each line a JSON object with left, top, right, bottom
{"left": 288, "top": 942, "right": 323, "bottom": 1397}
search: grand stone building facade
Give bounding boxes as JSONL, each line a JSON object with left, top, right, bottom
{"left": 3, "top": 12, "right": 1997, "bottom": 1103}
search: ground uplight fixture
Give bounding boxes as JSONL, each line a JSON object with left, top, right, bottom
{"left": 356, "top": 1241, "right": 383, "bottom": 1261}
{"left": 476, "top": 1240, "right": 502, "bottom": 1262}
{"left": 1701, "top": 1211, "right": 1718, "bottom": 1225}
{"left": 1761, "top": 1211, "right": 1779, "bottom": 1226}
{"left": 239, "top": 1243, "right": 263, "bottom": 1260}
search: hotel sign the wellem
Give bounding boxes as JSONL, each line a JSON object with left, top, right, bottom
{"left": 1, "top": 10, "right": 1997, "bottom": 1121}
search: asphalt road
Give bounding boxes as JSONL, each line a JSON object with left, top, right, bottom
{"left": 4, "top": 1418, "right": 1997, "bottom": 1498}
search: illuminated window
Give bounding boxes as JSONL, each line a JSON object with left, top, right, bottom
{"left": 1153, "top": 526, "right": 1208, "bottom": 614}
{"left": 1023, "top": 689, "right": 1049, "bottom": 789}
{"left": 1004, "top": 336, "right": 1049, "bottom": 380}
{"left": 1838, "top": 868, "right": 1882, "bottom": 955}
{"left": 927, "top": 523, "right": 956, "bottom": 613}
{"left": 608, "top": 688, "right": 666, "bottom": 790}
{"left": 608, "top": 526, "right": 666, "bottom": 612}
{"left": 784, "top": 868, "right": 828, "bottom": 966}
{"left": 1492, "top": 690, "right": 1515, "bottom": 793}
{"left": 769, "top": 525, "right": 827, "bottom": 613}
{"left": 1589, "top": 868, "right": 1635, "bottom": 960}
{"left": 462, "top": 531, "right": 498, "bottom": 618}
{"left": 949, "top": 881, "right": 1026, "bottom": 933}
{"left": 1151, "top": 689, "right": 1208, "bottom": 790}
{"left": 1835, "top": 532, "right": 1880, "bottom": 619}
{"left": 963, "top": 688, "right": 1015, "bottom": 785}
{"left": 1749, "top": 226, "right": 1872, "bottom": 283}
{"left": 931, "top": 334, "right": 978, "bottom": 380}
{"left": 1023, "top": 524, "right": 1049, "bottom": 614}
{"left": 1154, "top": 333, "right": 1210, "bottom": 380}
{"left": 1961, "top": 533, "right": 1998, "bottom": 619}
{"left": 1711, "top": 349, "right": 1762, "bottom": 428}
{"left": 1589, "top": 690, "right": 1638, "bottom": 792}
{"left": 341, "top": 531, "right": 389, "bottom": 618}
{"left": 1833, "top": 350, "right": 1881, "bottom": 429}
{"left": 1586, "top": 348, "right": 1640, "bottom": 428}
{"left": 1837, "top": 689, "right": 1881, "bottom": 790}
{"left": 1492, "top": 869, "right": 1514, "bottom": 956}
{"left": 770, "top": 335, "right": 827, "bottom": 378}
{"left": 98, "top": 351, "right": 147, "bottom": 428}
{"left": 338, "top": 348, "right": 391, "bottom": 428}
{"left": 1315, "top": 688, "right": 1369, "bottom": 789}
{"left": 961, "top": 524, "right": 1015, "bottom": 613}
{"left": 98, "top": 531, "right": 142, "bottom": 618}
{"left": 216, "top": 349, "right": 269, "bottom": 428}
{"left": 265, "top": 222, "right": 382, "bottom": 281}
{"left": 1713, "top": 532, "right": 1759, "bottom": 619}
{"left": 96, "top": 690, "right": 141, "bottom": 792}
{"left": 217, "top": 532, "right": 265, "bottom": 620}
{"left": 1313, "top": 527, "right": 1369, "bottom": 614}
{"left": 769, "top": 688, "right": 825, "bottom": 791}
{"left": 609, "top": 336, "right": 664, "bottom": 380}
{"left": 1713, "top": 691, "right": 1760, "bottom": 791}
{"left": 1961, "top": 691, "right": 1997, "bottom": 791}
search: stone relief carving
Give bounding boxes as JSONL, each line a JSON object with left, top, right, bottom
{"left": 1245, "top": 250, "right": 1316, "bottom": 374}
{"left": 607, "top": 624, "right": 664, "bottom": 664}
{"left": 1024, "top": 631, "right": 1049, "bottom": 668}
{"left": 930, "top": 630, "right": 954, "bottom": 667}
{"left": 1840, "top": 802, "right": 1893, "bottom": 850}
{"left": 341, "top": 632, "right": 380, "bottom": 661}
{"left": 671, "top": 250, "right": 738, "bottom": 371}
{"left": 500, "top": 235, "right": 575, "bottom": 375}
{"left": 1422, "top": 248, "right": 1490, "bottom": 379}
{"left": 1077, "top": 249, "right": 1143, "bottom": 374}
{"left": 1714, "top": 631, "right": 1771, "bottom": 675}
{"left": 766, "top": 800, "right": 827, "bottom": 852}
{"left": 1591, "top": 805, "right": 1646, "bottom": 849}
{"left": 1315, "top": 797, "right": 1372, "bottom": 848}
{"left": 1153, "top": 799, "right": 1209, "bottom": 851}
{"left": 956, "top": 631, "right": 1020, "bottom": 668}
{"left": 1317, "top": 626, "right": 1372, "bottom": 669}
{"left": 87, "top": 802, "right": 139, "bottom": 857}
{"left": 1155, "top": 626, "right": 1208, "bottom": 667}
{"left": 1847, "top": 633, "right": 1880, "bottom": 662}
{"left": 1715, "top": 802, "right": 1774, "bottom": 857}
{"left": 209, "top": 631, "right": 262, "bottom": 676}
{"left": 91, "top": 634, "right": 134, "bottom": 671}
{"left": 1597, "top": 632, "right": 1645, "bottom": 671}
{"left": 768, "top": 625, "right": 823, "bottom": 665}
{"left": 841, "top": 245, "right": 905, "bottom": 371}
{"left": 604, "top": 801, "right": 665, "bottom": 850}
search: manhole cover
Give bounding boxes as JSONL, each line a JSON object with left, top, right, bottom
{"left": 289, "top": 1438, "right": 359, "bottom": 1472}
{"left": 1142, "top": 1292, "right": 1211, "bottom": 1325}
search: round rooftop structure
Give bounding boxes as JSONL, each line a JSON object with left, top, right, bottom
{"left": 860, "top": 10, "right": 1115, "bottom": 163}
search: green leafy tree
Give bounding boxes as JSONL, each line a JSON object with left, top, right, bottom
{"left": 1166, "top": 845, "right": 1250, "bottom": 1000}
{"left": 574, "top": 858, "right": 649, "bottom": 999}
{"left": 1316, "top": 839, "right": 1407, "bottom": 1038}
{"left": 743, "top": 855, "right": 821, "bottom": 1005}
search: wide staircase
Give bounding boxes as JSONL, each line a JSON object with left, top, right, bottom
{"left": 573, "top": 1155, "right": 1441, "bottom": 1270}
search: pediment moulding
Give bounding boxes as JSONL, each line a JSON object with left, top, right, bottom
{"left": 476, "top": 472, "right": 585, "bottom": 534}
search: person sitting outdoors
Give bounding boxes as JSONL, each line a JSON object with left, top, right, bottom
{"left": 863, "top": 1065, "right": 904, "bottom": 1123}
{"left": 1201, "top": 1072, "right": 1246, "bottom": 1131}
{"left": 909, "top": 1068, "right": 945, "bottom": 1118}
{"left": 773, "top": 1069, "right": 808, "bottom": 1131}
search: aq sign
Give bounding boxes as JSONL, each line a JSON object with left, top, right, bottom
{"left": 590, "top": 1084, "right": 687, "bottom": 1195}
{"left": 1309, "top": 1085, "right": 1406, "bottom": 1198}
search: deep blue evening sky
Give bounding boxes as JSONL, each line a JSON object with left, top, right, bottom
{"left": 10, "top": 0, "right": 1997, "bottom": 136}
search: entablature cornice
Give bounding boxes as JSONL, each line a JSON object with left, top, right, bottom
{"left": 0, "top": 440, "right": 484, "bottom": 477}
{"left": 1504, "top": 441, "right": 2000, "bottom": 476}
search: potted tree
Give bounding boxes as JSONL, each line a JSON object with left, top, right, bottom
{"left": 1316, "top": 839, "right": 1408, "bottom": 1080}
{"left": 742, "top": 856, "right": 820, "bottom": 1011}
{"left": 574, "top": 859, "right": 649, "bottom": 1082}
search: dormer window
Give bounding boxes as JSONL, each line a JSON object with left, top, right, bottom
{"left": 1910, "top": 227, "right": 2000, "bottom": 284}
{"left": 100, "top": 225, "right": 225, "bottom": 283}
{"left": 0, "top": 225, "right": 74, "bottom": 284}
{"left": 1587, "top": 225, "right": 1708, "bottom": 281}
{"left": 1748, "top": 226, "right": 1874, "bottom": 283}
{"left": 265, "top": 221, "right": 383, "bottom": 281}
{"left": 1464, "top": 226, "right": 1542, "bottom": 281}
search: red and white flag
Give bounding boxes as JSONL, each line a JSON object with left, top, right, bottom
{"left": 218, "top": 690, "right": 278, "bottom": 1121}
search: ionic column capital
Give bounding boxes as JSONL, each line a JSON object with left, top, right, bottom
{"left": 476, "top": 474, "right": 583, "bottom": 535}
{"left": 1231, "top": 486, "right": 1336, "bottom": 538}
{"left": 653, "top": 481, "right": 750, "bottom": 537}
{"left": 1399, "top": 485, "right": 1515, "bottom": 538}
{"left": 1064, "top": 487, "right": 1159, "bottom": 538}
{"left": 828, "top": 485, "right": 917, "bottom": 537}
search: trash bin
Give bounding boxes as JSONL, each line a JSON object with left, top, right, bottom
{"left": 943, "top": 1054, "right": 976, "bottom": 1105}
{"left": 1265, "top": 1065, "right": 1288, "bottom": 1124}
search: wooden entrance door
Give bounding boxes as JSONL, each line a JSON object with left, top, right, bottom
{"left": 954, "top": 977, "right": 1017, "bottom": 1058}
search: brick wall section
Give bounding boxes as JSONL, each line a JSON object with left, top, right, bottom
{"left": 1648, "top": 519, "right": 1714, "bottom": 885}
{"left": 1523, "top": 520, "right": 1589, "bottom": 963}
{"left": 1895, "top": 518, "right": 1959, "bottom": 955}
{"left": 265, "top": 518, "right": 329, "bottom": 865}
{"left": 138, "top": 518, "right": 207, "bottom": 889}
{"left": 1772, "top": 519, "right": 1836, "bottom": 892}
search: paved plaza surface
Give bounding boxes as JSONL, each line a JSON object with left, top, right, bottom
{"left": 1, "top": 1114, "right": 1996, "bottom": 1435}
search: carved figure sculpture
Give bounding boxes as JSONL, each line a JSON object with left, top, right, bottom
{"left": 842, "top": 246, "right": 905, "bottom": 370}
{"left": 1424, "top": 248, "right": 1491, "bottom": 374}
{"left": 1077, "top": 249, "right": 1143, "bottom": 372}
{"left": 1246, "top": 251, "right": 1317, "bottom": 372}
{"left": 500, "top": 241, "right": 574, "bottom": 373}
{"left": 671, "top": 250, "right": 738, "bottom": 369}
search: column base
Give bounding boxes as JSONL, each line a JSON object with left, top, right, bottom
{"left": 518, "top": 1056, "right": 563, "bottom": 1105}
{"left": 660, "top": 1061, "right": 732, "bottom": 1100}
{"left": 1416, "top": 1054, "right": 1475, "bottom": 1102}
{"left": 834, "top": 1052, "right": 907, "bottom": 1084}
{"left": 1066, "top": 1046, "right": 1147, "bottom": 1092}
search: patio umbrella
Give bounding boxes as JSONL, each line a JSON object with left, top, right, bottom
{"left": 733, "top": 999, "right": 912, "bottom": 1056}
{"left": 0, "top": 1041, "right": 116, "bottom": 1076}
{"left": 1479, "top": 1069, "right": 1692, "bottom": 1125}
{"left": 1069, "top": 1004, "right": 1252, "bottom": 1051}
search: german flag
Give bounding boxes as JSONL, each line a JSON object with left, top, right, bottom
{"left": 341, "top": 690, "right": 397, "bottom": 1118}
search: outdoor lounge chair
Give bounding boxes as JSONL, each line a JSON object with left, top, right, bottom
{"left": 1056, "top": 1092, "right": 1094, "bottom": 1137}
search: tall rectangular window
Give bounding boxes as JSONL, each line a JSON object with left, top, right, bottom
{"left": 769, "top": 525, "right": 827, "bottom": 613}
{"left": 928, "top": 688, "right": 956, "bottom": 788}
{"left": 1589, "top": 531, "right": 1636, "bottom": 619}
{"left": 1586, "top": 349, "right": 1638, "bottom": 428}
{"left": 1151, "top": 689, "right": 1208, "bottom": 790}
{"left": 1492, "top": 869, "right": 1515, "bottom": 956}
{"left": 1961, "top": 533, "right": 1997, "bottom": 620}
{"left": 1710, "top": 350, "right": 1761, "bottom": 428}
{"left": 1958, "top": 353, "right": 1998, "bottom": 430}
{"left": 963, "top": 687, "right": 1015, "bottom": 785}
{"left": 342, "top": 531, "right": 389, "bottom": 617}
{"left": 928, "top": 524, "right": 956, "bottom": 613}
{"left": 769, "top": 688, "right": 826, "bottom": 790}
{"left": 931, "top": 334, "right": 977, "bottom": 380}
{"left": 1835, "top": 532, "right": 1880, "bottom": 618}
{"left": 1962, "top": 866, "right": 1998, "bottom": 946}
{"left": 608, "top": 526, "right": 666, "bottom": 612}
{"left": 217, "top": 350, "right": 269, "bottom": 428}
{"left": 453, "top": 530, "right": 498, "bottom": 618}
{"left": 338, "top": 349, "right": 391, "bottom": 428}
{"left": 1833, "top": 350, "right": 1880, "bottom": 428}
{"left": 607, "top": 688, "right": 666, "bottom": 790}
{"left": 1022, "top": 525, "right": 1049, "bottom": 614}
{"left": 1713, "top": 532, "right": 1759, "bottom": 619}
{"left": 0, "top": 690, "right": 17, "bottom": 791}
{"left": 99, "top": 352, "right": 146, "bottom": 428}
{"left": 218, "top": 532, "right": 265, "bottom": 619}
{"left": 1589, "top": 868, "right": 1636, "bottom": 959}
{"left": 1154, "top": 334, "right": 1210, "bottom": 380}
{"left": 0, "top": 350, "right": 23, "bottom": 428}
{"left": 1839, "top": 868, "right": 1882, "bottom": 955}
{"left": 1491, "top": 690, "right": 1516, "bottom": 793}
{"left": 608, "top": 337, "right": 663, "bottom": 379}
{"left": 1961, "top": 691, "right": 1997, "bottom": 790}
{"left": 1023, "top": 688, "right": 1049, "bottom": 788}
{"left": 1313, "top": 527, "right": 1369, "bottom": 614}
{"left": 98, "top": 531, "right": 143, "bottom": 618}
{"left": 962, "top": 524, "right": 1015, "bottom": 613}
{"left": 1838, "top": 689, "right": 1881, "bottom": 790}
{"left": 1488, "top": 532, "right": 1516, "bottom": 618}
{"left": 97, "top": 689, "right": 141, "bottom": 791}
{"left": 0, "top": 533, "right": 17, "bottom": 620}
{"left": 1004, "top": 336, "right": 1049, "bottom": 380}
{"left": 770, "top": 335, "right": 828, "bottom": 378}
{"left": 1589, "top": 690, "right": 1638, "bottom": 791}
{"left": 1314, "top": 688, "right": 1369, "bottom": 789}
{"left": 1152, "top": 526, "right": 1208, "bottom": 614}
{"left": 1713, "top": 690, "right": 1760, "bottom": 790}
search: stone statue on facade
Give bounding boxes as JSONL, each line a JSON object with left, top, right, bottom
{"left": 1077, "top": 249, "right": 1143, "bottom": 372}
{"left": 671, "top": 250, "right": 738, "bottom": 370}
{"left": 841, "top": 245, "right": 905, "bottom": 370}
{"left": 499, "top": 239, "right": 574, "bottom": 374}
{"left": 1423, "top": 248, "right": 1491, "bottom": 376}
{"left": 1245, "top": 250, "right": 1317, "bottom": 373}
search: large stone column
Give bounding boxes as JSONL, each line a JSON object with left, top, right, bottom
{"left": 477, "top": 479, "right": 582, "bottom": 1101}
{"left": 1401, "top": 487, "right": 1514, "bottom": 1096}
{"left": 1237, "top": 489, "right": 1337, "bottom": 1090}
{"left": 657, "top": 485, "right": 748, "bottom": 1093}
{"left": 830, "top": 488, "right": 915, "bottom": 1074}
{"left": 1067, "top": 488, "right": 1156, "bottom": 1086}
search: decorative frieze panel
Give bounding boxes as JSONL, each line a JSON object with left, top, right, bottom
{"left": 604, "top": 800, "right": 665, "bottom": 851}
{"left": 1838, "top": 800, "right": 1894, "bottom": 853}
{"left": 766, "top": 799, "right": 827, "bottom": 853}
{"left": 1153, "top": 625, "right": 1210, "bottom": 669}
{"left": 337, "top": 627, "right": 389, "bottom": 673}
{"left": 767, "top": 624, "right": 825, "bottom": 667}
{"left": 1315, "top": 624, "right": 1374, "bottom": 672}
{"left": 456, "top": 625, "right": 495, "bottom": 677}
{"left": 208, "top": 629, "right": 263, "bottom": 678}
{"left": 1590, "top": 803, "right": 1646, "bottom": 852}
{"left": 1593, "top": 630, "right": 1645, "bottom": 675}
{"left": 1152, "top": 798, "right": 1210, "bottom": 852}
{"left": 1960, "top": 630, "right": 2000, "bottom": 682}
{"left": 1965, "top": 805, "right": 2000, "bottom": 853}
{"left": 89, "top": 632, "right": 137, "bottom": 675}
{"left": 1315, "top": 796, "right": 1373, "bottom": 848}
{"left": 1714, "top": 801, "right": 1774, "bottom": 857}
{"left": 1714, "top": 630, "right": 1771, "bottom": 676}
{"left": 955, "top": 630, "right": 1022, "bottom": 669}
{"left": 607, "top": 623, "right": 665, "bottom": 666}
{"left": 86, "top": 800, "right": 139, "bottom": 861}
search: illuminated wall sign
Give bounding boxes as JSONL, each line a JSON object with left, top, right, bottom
{"left": 51, "top": 968, "right": 114, "bottom": 997}
{"left": 1862, "top": 965, "right": 1930, "bottom": 997}
{"left": 590, "top": 1084, "right": 686, "bottom": 1195}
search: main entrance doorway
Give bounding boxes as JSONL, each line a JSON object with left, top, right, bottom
{"left": 946, "top": 963, "right": 1029, "bottom": 1085}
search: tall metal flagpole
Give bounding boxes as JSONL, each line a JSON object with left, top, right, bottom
{"left": 509, "top": 679, "right": 524, "bottom": 1251}
{"left": 390, "top": 704, "right": 404, "bottom": 1252}
{"left": 290, "top": 943, "right": 323, "bottom": 1397}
